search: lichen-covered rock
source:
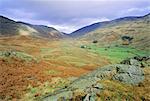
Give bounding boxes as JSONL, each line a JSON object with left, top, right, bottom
{"left": 130, "top": 59, "right": 141, "bottom": 67}
{"left": 42, "top": 64, "right": 145, "bottom": 101}
{"left": 120, "top": 56, "right": 150, "bottom": 68}
{"left": 69, "top": 78, "right": 96, "bottom": 90}
{"left": 113, "top": 65, "right": 144, "bottom": 85}
{"left": 43, "top": 90, "right": 73, "bottom": 101}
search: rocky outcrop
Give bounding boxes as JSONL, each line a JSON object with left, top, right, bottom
{"left": 42, "top": 63, "right": 145, "bottom": 101}
{"left": 120, "top": 56, "right": 150, "bottom": 68}
{"left": 41, "top": 56, "right": 150, "bottom": 101}
{"left": 112, "top": 65, "right": 144, "bottom": 84}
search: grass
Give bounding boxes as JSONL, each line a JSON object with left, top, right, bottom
{"left": 81, "top": 18, "right": 150, "bottom": 50}
{"left": 97, "top": 80, "right": 135, "bottom": 100}
{"left": 15, "top": 51, "right": 36, "bottom": 61}
{"left": 86, "top": 45, "right": 149, "bottom": 63}
{"left": 0, "top": 38, "right": 149, "bottom": 100}
{"left": 40, "top": 48, "right": 53, "bottom": 59}
{"left": 0, "top": 50, "right": 36, "bottom": 62}
{"left": 0, "top": 15, "right": 150, "bottom": 101}
{"left": 45, "top": 70, "right": 62, "bottom": 75}
{"left": 97, "top": 68, "right": 150, "bottom": 101}
{"left": 39, "top": 44, "right": 108, "bottom": 68}
{"left": 23, "top": 77, "right": 70, "bottom": 101}
{"left": 40, "top": 48, "right": 52, "bottom": 54}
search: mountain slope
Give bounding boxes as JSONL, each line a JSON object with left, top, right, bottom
{"left": 69, "top": 22, "right": 105, "bottom": 37}
{"left": 0, "top": 16, "right": 63, "bottom": 39}
{"left": 69, "top": 13, "right": 150, "bottom": 37}
{"left": 0, "top": 16, "right": 20, "bottom": 36}
{"left": 79, "top": 13, "right": 150, "bottom": 50}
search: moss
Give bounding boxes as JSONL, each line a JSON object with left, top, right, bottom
{"left": 0, "top": 50, "right": 36, "bottom": 62}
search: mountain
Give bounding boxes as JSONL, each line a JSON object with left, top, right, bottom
{"left": 0, "top": 16, "right": 20, "bottom": 36}
{"left": 78, "top": 13, "right": 150, "bottom": 50}
{"left": 69, "top": 13, "right": 150, "bottom": 37}
{"left": 0, "top": 16, "right": 64, "bottom": 39}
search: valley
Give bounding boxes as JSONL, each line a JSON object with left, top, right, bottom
{"left": 0, "top": 13, "right": 150, "bottom": 101}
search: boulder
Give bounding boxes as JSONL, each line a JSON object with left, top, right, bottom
{"left": 42, "top": 64, "right": 144, "bottom": 101}
{"left": 113, "top": 65, "right": 144, "bottom": 85}
{"left": 120, "top": 56, "right": 150, "bottom": 68}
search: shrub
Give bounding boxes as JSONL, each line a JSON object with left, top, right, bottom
{"left": 92, "top": 40, "right": 98, "bottom": 43}
{"left": 121, "top": 36, "right": 133, "bottom": 41}
{"left": 80, "top": 45, "right": 87, "bottom": 48}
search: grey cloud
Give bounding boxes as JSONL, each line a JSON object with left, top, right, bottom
{"left": 0, "top": 0, "right": 150, "bottom": 33}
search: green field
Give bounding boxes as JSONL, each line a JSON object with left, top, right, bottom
{"left": 85, "top": 45, "right": 149, "bottom": 63}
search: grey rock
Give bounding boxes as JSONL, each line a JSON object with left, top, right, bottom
{"left": 130, "top": 59, "right": 141, "bottom": 67}
{"left": 113, "top": 65, "right": 144, "bottom": 85}
{"left": 43, "top": 90, "right": 72, "bottom": 101}
{"left": 120, "top": 56, "right": 150, "bottom": 68}
{"left": 83, "top": 94, "right": 90, "bottom": 101}
{"left": 42, "top": 64, "right": 145, "bottom": 101}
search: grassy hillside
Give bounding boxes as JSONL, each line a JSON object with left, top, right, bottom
{"left": 79, "top": 14, "right": 150, "bottom": 50}
{"left": 0, "top": 14, "right": 149, "bottom": 101}
{"left": 69, "top": 13, "right": 150, "bottom": 37}
{"left": 0, "top": 35, "right": 149, "bottom": 100}
{"left": 0, "top": 36, "right": 109, "bottom": 100}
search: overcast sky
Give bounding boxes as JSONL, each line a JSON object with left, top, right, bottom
{"left": 0, "top": 0, "right": 150, "bottom": 33}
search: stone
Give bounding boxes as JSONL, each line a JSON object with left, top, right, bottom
{"left": 120, "top": 56, "right": 150, "bottom": 68}
{"left": 113, "top": 65, "right": 144, "bottom": 85}
{"left": 42, "top": 64, "right": 145, "bottom": 101}
{"left": 130, "top": 59, "right": 141, "bottom": 67}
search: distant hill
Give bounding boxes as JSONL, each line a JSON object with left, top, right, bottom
{"left": 0, "top": 16, "right": 64, "bottom": 39}
{"left": 77, "top": 13, "right": 150, "bottom": 50}
{"left": 69, "top": 13, "right": 150, "bottom": 37}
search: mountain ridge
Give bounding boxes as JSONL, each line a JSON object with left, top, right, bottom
{"left": 0, "top": 16, "right": 64, "bottom": 39}
{"left": 69, "top": 13, "right": 150, "bottom": 37}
